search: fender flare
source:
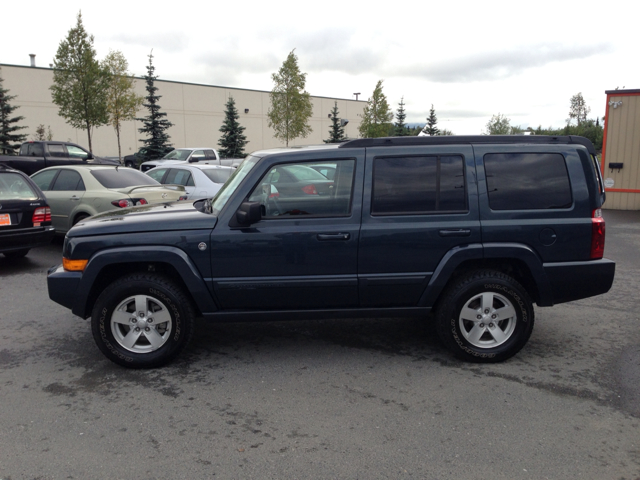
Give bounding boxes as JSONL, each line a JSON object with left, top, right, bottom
{"left": 419, "top": 243, "right": 553, "bottom": 307}
{"left": 71, "top": 246, "right": 217, "bottom": 318}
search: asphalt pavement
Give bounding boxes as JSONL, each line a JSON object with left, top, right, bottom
{"left": 0, "top": 210, "right": 639, "bottom": 479}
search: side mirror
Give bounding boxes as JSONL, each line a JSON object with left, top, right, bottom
{"left": 234, "top": 201, "right": 262, "bottom": 227}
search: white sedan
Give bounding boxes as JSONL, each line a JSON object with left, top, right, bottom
{"left": 144, "top": 164, "right": 235, "bottom": 200}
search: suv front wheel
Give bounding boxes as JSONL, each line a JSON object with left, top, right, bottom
{"left": 435, "top": 270, "right": 534, "bottom": 363}
{"left": 91, "top": 273, "right": 195, "bottom": 368}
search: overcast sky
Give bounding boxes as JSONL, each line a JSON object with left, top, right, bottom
{"left": 2, "top": 0, "right": 636, "bottom": 134}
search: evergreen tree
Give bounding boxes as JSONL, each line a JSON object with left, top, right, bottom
{"left": 0, "top": 68, "right": 28, "bottom": 154}
{"left": 102, "top": 50, "right": 143, "bottom": 162}
{"left": 324, "top": 101, "right": 346, "bottom": 143}
{"left": 136, "top": 52, "right": 173, "bottom": 161}
{"left": 358, "top": 80, "right": 393, "bottom": 138}
{"left": 394, "top": 97, "right": 409, "bottom": 136}
{"left": 50, "top": 11, "right": 109, "bottom": 153}
{"left": 268, "top": 49, "right": 313, "bottom": 147}
{"left": 421, "top": 104, "right": 440, "bottom": 136}
{"left": 218, "top": 96, "right": 248, "bottom": 158}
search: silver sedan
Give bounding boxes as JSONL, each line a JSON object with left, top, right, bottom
{"left": 144, "top": 164, "right": 235, "bottom": 200}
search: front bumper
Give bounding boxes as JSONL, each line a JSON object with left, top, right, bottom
{"left": 47, "top": 264, "right": 82, "bottom": 311}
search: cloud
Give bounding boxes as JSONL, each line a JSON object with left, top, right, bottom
{"left": 398, "top": 43, "right": 614, "bottom": 82}
{"left": 107, "top": 33, "right": 189, "bottom": 54}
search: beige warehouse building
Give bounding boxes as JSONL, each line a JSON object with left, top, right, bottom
{"left": 601, "top": 88, "right": 640, "bottom": 210}
{"left": 0, "top": 63, "right": 365, "bottom": 158}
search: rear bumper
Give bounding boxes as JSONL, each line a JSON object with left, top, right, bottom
{"left": 543, "top": 258, "right": 615, "bottom": 305}
{"left": 0, "top": 226, "right": 55, "bottom": 254}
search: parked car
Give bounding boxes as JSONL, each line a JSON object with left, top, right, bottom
{"left": 0, "top": 141, "right": 120, "bottom": 176}
{"left": 145, "top": 164, "right": 235, "bottom": 200}
{"left": 139, "top": 148, "right": 243, "bottom": 172}
{"left": 0, "top": 164, "right": 55, "bottom": 258}
{"left": 31, "top": 165, "right": 186, "bottom": 234}
{"left": 122, "top": 146, "right": 175, "bottom": 169}
{"left": 47, "top": 135, "right": 615, "bottom": 368}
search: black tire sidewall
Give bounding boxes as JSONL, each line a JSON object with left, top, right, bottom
{"left": 436, "top": 273, "right": 534, "bottom": 362}
{"left": 91, "top": 274, "right": 194, "bottom": 368}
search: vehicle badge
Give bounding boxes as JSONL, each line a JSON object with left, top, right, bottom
{"left": 162, "top": 193, "right": 168, "bottom": 199}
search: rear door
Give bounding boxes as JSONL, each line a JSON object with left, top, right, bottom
{"left": 40, "top": 169, "right": 86, "bottom": 232}
{"left": 358, "top": 145, "right": 480, "bottom": 307}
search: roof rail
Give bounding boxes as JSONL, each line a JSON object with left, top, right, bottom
{"left": 338, "top": 135, "right": 597, "bottom": 155}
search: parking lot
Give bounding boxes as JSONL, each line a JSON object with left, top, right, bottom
{"left": 0, "top": 209, "right": 639, "bottom": 479}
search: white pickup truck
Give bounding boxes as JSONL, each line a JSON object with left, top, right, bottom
{"left": 139, "top": 147, "right": 243, "bottom": 172}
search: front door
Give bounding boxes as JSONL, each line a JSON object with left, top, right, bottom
{"left": 209, "top": 150, "right": 365, "bottom": 310}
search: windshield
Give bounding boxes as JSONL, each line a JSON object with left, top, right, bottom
{"left": 162, "top": 149, "right": 192, "bottom": 160}
{"left": 210, "top": 155, "right": 260, "bottom": 215}
{"left": 91, "top": 168, "right": 160, "bottom": 188}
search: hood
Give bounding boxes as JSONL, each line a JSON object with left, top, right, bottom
{"left": 67, "top": 200, "right": 217, "bottom": 237}
{"left": 142, "top": 159, "right": 184, "bottom": 166}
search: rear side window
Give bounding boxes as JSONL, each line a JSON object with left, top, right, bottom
{"left": 372, "top": 156, "right": 467, "bottom": 215}
{"left": 484, "top": 153, "right": 572, "bottom": 210}
{"left": 0, "top": 173, "right": 38, "bottom": 200}
{"left": 52, "top": 170, "right": 85, "bottom": 191}
{"left": 91, "top": 169, "right": 159, "bottom": 188}
{"left": 48, "top": 144, "right": 67, "bottom": 158}
{"left": 165, "top": 169, "right": 194, "bottom": 186}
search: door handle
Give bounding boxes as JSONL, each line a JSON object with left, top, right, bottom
{"left": 317, "top": 233, "right": 350, "bottom": 241}
{"left": 70, "top": 196, "right": 81, "bottom": 201}
{"left": 439, "top": 229, "right": 471, "bottom": 237}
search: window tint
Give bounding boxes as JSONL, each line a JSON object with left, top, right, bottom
{"left": 372, "top": 156, "right": 466, "bottom": 215}
{"left": 31, "top": 169, "right": 58, "bottom": 191}
{"left": 52, "top": 170, "right": 85, "bottom": 191}
{"left": 48, "top": 144, "right": 67, "bottom": 158}
{"left": 0, "top": 173, "right": 38, "bottom": 200}
{"left": 205, "top": 150, "right": 216, "bottom": 160}
{"left": 248, "top": 159, "right": 355, "bottom": 218}
{"left": 90, "top": 169, "right": 159, "bottom": 188}
{"left": 484, "top": 153, "right": 572, "bottom": 210}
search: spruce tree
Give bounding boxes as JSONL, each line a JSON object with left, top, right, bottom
{"left": 218, "top": 96, "right": 248, "bottom": 158}
{"left": 422, "top": 104, "right": 440, "bottom": 136}
{"left": 0, "top": 69, "right": 27, "bottom": 154}
{"left": 137, "top": 52, "right": 173, "bottom": 161}
{"left": 394, "top": 97, "right": 408, "bottom": 136}
{"left": 324, "top": 101, "right": 346, "bottom": 143}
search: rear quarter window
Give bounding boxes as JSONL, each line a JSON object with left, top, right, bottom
{"left": 0, "top": 173, "right": 38, "bottom": 200}
{"left": 484, "top": 153, "right": 572, "bottom": 210}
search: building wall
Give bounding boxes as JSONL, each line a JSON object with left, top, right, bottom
{"left": 0, "top": 64, "right": 365, "bottom": 158}
{"left": 601, "top": 89, "right": 640, "bottom": 210}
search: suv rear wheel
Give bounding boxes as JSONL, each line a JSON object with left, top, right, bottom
{"left": 91, "top": 273, "right": 195, "bottom": 368}
{"left": 435, "top": 270, "right": 534, "bottom": 363}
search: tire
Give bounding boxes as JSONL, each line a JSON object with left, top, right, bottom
{"left": 91, "top": 273, "right": 195, "bottom": 368}
{"left": 4, "top": 248, "right": 29, "bottom": 259}
{"left": 73, "top": 213, "right": 90, "bottom": 226}
{"left": 435, "top": 270, "right": 534, "bottom": 363}
{"left": 125, "top": 161, "right": 134, "bottom": 168}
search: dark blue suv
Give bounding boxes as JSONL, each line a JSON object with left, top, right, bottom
{"left": 47, "top": 136, "right": 615, "bottom": 368}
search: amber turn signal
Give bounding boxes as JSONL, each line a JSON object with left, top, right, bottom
{"left": 63, "top": 258, "right": 88, "bottom": 272}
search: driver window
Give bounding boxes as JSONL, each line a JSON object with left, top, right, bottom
{"left": 247, "top": 159, "right": 355, "bottom": 218}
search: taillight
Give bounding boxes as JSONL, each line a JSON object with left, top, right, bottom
{"left": 178, "top": 195, "right": 188, "bottom": 201}
{"left": 590, "top": 209, "right": 605, "bottom": 259}
{"left": 301, "top": 184, "right": 318, "bottom": 195}
{"left": 32, "top": 206, "right": 51, "bottom": 226}
{"left": 111, "top": 198, "right": 148, "bottom": 208}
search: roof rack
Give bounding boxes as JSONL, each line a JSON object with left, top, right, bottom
{"left": 339, "top": 135, "right": 597, "bottom": 155}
